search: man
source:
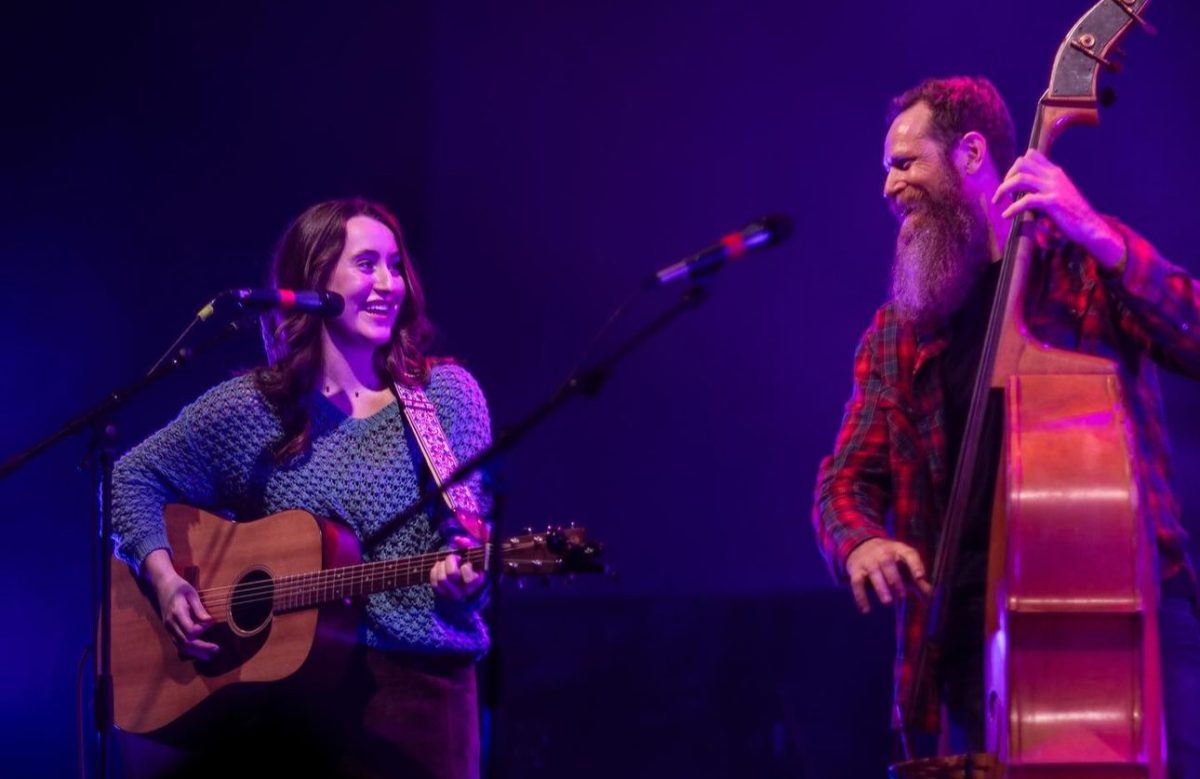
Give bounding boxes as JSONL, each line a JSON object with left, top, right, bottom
{"left": 811, "top": 76, "right": 1200, "bottom": 773}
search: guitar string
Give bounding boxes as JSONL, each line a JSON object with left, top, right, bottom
{"left": 193, "top": 547, "right": 488, "bottom": 601}
{"left": 199, "top": 547, "right": 489, "bottom": 607}
{"left": 202, "top": 544, "right": 561, "bottom": 612}
{"left": 198, "top": 546, "right": 569, "bottom": 613}
{"left": 195, "top": 538, "right": 566, "bottom": 608}
{"left": 195, "top": 548, "right": 467, "bottom": 599}
{"left": 196, "top": 547, "right": 498, "bottom": 610}
{"left": 202, "top": 557, "right": 488, "bottom": 611}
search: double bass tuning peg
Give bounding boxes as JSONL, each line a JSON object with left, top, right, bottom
{"left": 1071, "top": 35, "right": 1122, "bottom": 74}
{"left": 1114, "top": 0, "right": 1158, "bottom": 36}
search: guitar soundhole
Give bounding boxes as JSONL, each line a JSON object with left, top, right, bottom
{"left": 229, "top": 568, "right": 275, "bottom": 636}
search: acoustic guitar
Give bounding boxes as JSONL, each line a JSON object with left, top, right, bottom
{"left": 109, "top": 504, "right": 602, "bottom": 735}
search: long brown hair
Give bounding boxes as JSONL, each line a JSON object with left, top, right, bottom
{"left": 254, "top": 198, "right": 434, "bottom": 461}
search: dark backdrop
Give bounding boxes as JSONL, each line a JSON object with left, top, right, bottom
{"left": 2, "top": 2, "right": 1197, "bottom": 776}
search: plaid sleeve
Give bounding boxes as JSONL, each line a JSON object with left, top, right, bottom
{"left": 812, "top": 320, "right": 893, "bottom": 583}
{"left": 1106, "top": 222, "right": 1200, "bottom": 378}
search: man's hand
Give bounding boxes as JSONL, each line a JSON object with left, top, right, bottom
{"left": 845, "top": 538, "right": 932, "bottom": 614}
{"left": 429, "top": 536, "right": 485, "bottom": 602}
{"left": 142, "top": 548, "right": 218, "bottom": 661}
{"left": 992, "top": 149, "right": 1125, "bottom": 271}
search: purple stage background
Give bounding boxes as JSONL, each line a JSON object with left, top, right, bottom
{"left": 2, "top": 2, "right": 1197, "bottom": 776}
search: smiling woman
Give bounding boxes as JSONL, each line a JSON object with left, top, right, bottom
{"left": 111, "top": 197, "right": 493, "bottom": 779}
{"left": 323, "top": 215, "right": 408, "bottom": 369}
{"left": 259, "top": 199, "right": 436, "bottom": 458}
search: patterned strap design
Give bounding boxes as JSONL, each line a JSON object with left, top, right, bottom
{"left": 393, "top": 382, "right": 487, "bottom": 542}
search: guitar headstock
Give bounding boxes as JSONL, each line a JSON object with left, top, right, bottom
{"left": 498, "top": 525, "right": 605, "bottom": 578}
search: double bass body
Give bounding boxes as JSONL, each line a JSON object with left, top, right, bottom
{"left": 894, "top": 2, "right": 1165, "bottom": 776}
{"left": 987, "top": 355, "right": 1163, "bottom": 775}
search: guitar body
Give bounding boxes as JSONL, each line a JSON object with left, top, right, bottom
{"left": 109, "top": 505, "right": 362, "bottom": 735}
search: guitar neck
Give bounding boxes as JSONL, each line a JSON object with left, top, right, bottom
{"left": 270, "top": 546, "right": 489, "bottom": 613}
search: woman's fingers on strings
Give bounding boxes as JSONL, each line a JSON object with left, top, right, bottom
{"left": 431, "top": 554, "right": 477, "bottom": 600}
{"left": 186, "top": 592, "right": 213, "bottom": 625}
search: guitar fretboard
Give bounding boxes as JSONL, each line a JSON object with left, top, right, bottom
{"left": 272, "top": 546, "right": 490, "bottom": 612}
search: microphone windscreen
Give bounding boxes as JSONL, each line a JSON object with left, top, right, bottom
{"left": 759, "top": 213, "right": 794, "bottom": 246}
{"left": 319, "top": 291, "right": 346, "bottom": 315}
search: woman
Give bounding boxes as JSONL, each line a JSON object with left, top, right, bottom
{"left": 113, "top": 198, "right": 490, "bottom": 778}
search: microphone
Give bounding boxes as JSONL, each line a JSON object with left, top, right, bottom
{"left": 650, "top": 214, "right": 793, "bottom": 286}
{"left": 198, "top": 289, "right": 346, "bottom": 320}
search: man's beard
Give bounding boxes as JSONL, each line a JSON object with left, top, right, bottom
{"left": 890, "top": 171, "right": 991, "bottom": 325}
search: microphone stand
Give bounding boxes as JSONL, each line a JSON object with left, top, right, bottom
{"left": 361, "top": 281, "right": 710, "bottom": 550}
{"left": 360, "top": 281, "right": 711, "bottom": 778}
{"left": 0, "top": 312, "right": 250, "bottom": 779}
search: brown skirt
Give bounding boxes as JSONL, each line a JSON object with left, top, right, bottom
{"left": 118, "top": 646, "right": 480, "bottom": 779}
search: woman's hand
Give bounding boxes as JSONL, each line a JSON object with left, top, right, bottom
{"left": 141, "top": 548, "right": 219, "bottom": 661}
{"left": 429, "top": 536, "right": 485, "bottom": 602}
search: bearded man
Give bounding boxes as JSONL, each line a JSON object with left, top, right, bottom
{"left": 811, "top": 76, "right": 1200, "bottom": 774}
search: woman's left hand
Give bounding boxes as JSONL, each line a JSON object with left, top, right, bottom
{"left": 430, "top": 536, "right": 485, "bottom": 601}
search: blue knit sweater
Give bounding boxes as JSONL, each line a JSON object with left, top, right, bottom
{"left": 112, "top": 363, "right": 492, "bottom": 655}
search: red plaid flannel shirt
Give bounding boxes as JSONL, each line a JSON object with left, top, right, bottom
{"left": 812, "top": 223, "right": 1200, "bottom": 732}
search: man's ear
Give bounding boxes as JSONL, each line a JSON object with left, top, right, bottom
{"left": 953, "top": 131, "right": 989, "bottom": 177}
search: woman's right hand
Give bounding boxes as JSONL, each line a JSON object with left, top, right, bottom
{"left": 141, "top": 549, "right": 219, "bottom": 661}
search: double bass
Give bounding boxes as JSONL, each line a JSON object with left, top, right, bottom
{"left": 893, "top": 2, "right": 1163, "bottom": 777}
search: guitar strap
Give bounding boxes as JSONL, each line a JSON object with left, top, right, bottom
{"left": 393, "top": 381, "right": 488, "bottom": 543}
